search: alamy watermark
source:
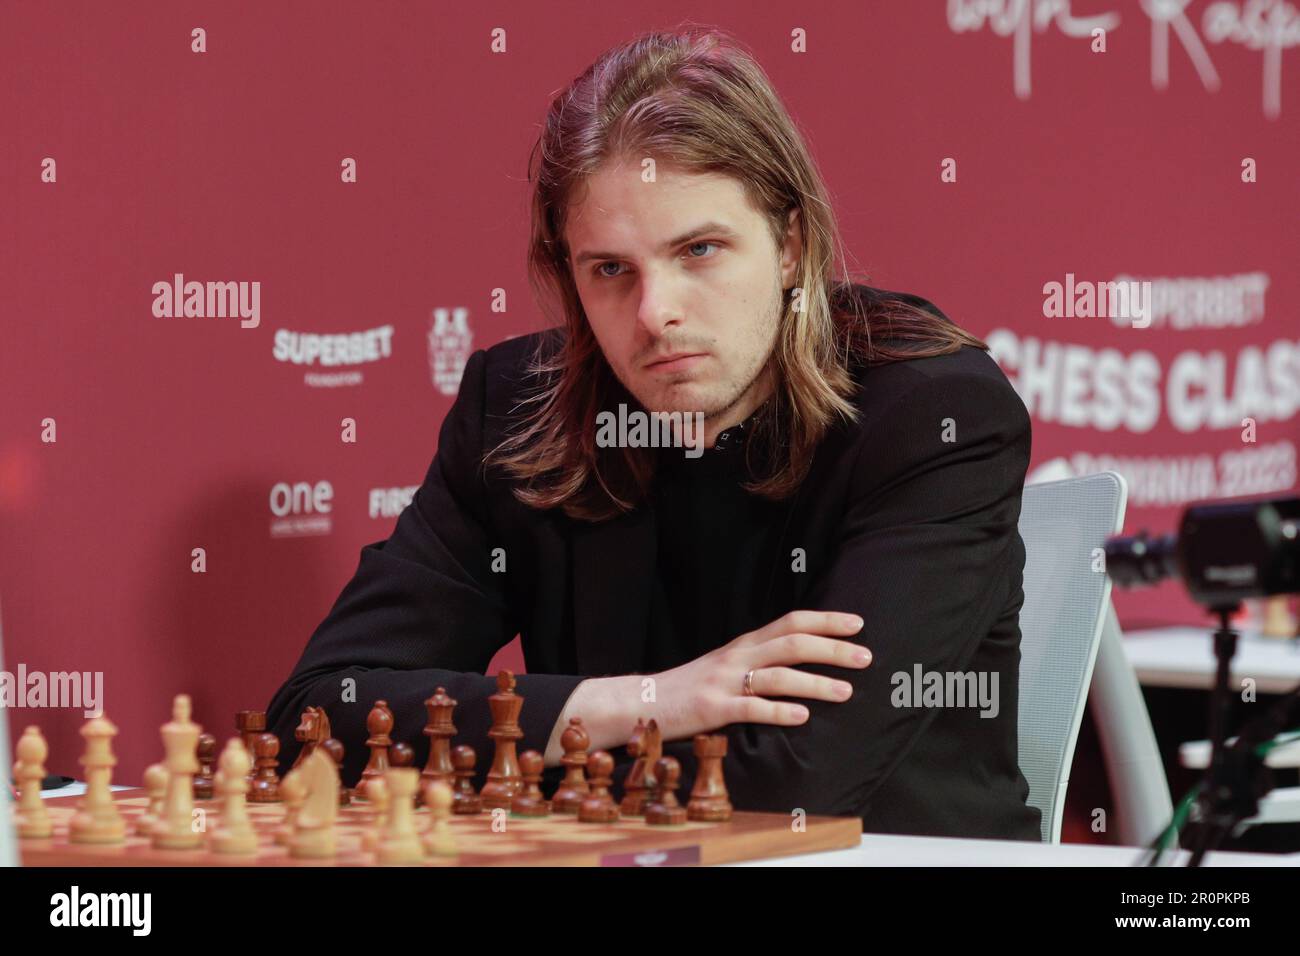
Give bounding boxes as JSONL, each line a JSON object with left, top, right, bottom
{"left": 0, "top": 665, "right": 103, "bottom": 717}
{"left": 891, "top": 665, "right": 999, "bottom": 718}
{"left": 595, "top": 404, "right": 705, "bottom": 458}
{"left": 50, "top": 886, "right": 151, "bottom": 936}
{"left": 1042, "top": 273, "right": 1153, "bottom": 328}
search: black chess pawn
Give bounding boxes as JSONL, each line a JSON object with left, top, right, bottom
{"left": 390, "top": 741, "right": 414, "bottom": 767}
{"left": 551, "top": 717, "right": 590, "bottom": 814}
{"left": 645, "top": 755, "right": 687, "bottom": 825}
{"left": 193, "top": 732, "right": 217, "bottom": 800}
{"left": 578, "top": 751, "right": 620, "bottom": 823}
{"left": 451, "top": 744, "right": 482, "bottom": 815}
{"left": 511, "top": 750, "right": 550, "bottom": 817}
{"left": 321, "top": 737, "right": 350, "bottom": 806}
{"left": 247, "top": 733, "right": 282, "bottom": 803}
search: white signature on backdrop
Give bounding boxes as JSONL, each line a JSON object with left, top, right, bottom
{"left": 948, "top": 0, "right": 1300, "bottom": 118}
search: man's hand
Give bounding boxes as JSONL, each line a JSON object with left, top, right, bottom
{"left": 653, "top": 610, "right": 871, "bottom": 741}
{"left": 545, "top": 610, "right": 871, "bottom": 764}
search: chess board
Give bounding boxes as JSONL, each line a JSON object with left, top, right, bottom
{"left": 18, "top": 789, "right": 863, "bottom": 867}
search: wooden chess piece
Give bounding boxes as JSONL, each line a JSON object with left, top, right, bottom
{"left": 193, "top": 732, "right": 217, "bottom": 799}
{"left": 70, "top": 714, "right": 127, "bottom": 844}
{"left": 550, "top": 717, "right": 590, "bottom": 814}
{"left": 578, "top": 750, "right": 620, "bottom": 823}
{"left": 389, "top": 742, "right": 416, "bottom": 812}
{"left": 136, "top": 762, "right": 169, "bottom": 836}
{"left": 644, "top": 719, "right": 662, "bottom": 786}
{"left": 377, "top": 767, "right": 423, "bottom": 865}
{"left": 451, "top": 744, "right": 482, "bottom": 814}
{"left": 247, "top": 732, "right": 282, "bottom": 803}
{"left": 480, "top": 670, "right": 525, "bottom": 810}
{"left": 211, "top": 738, "right": 258, "bottom": 855}
{"left": 152, "top": 694, "right": 203, "bottom": 848}
{"left": 361, "top": 775, "right": 390, "bottom": 853}
{"left": 291, "top": 705, "right": 332, "bottom": 770}
{"left": 421, "top": 781, "right": 457, "bottom": 858}
{"left": 289, "top": 748, "right": 340, "bottom": 860}
{"left": 390, "top": 741, "right": 414, "bottom": 768}
{"left": 355, "top": 700, "right": 393, "bottom": 801}
{"left": 687, "top": 734, "right": 733, "bottom": 822}
{"left": 645, "top": 755, "right": 687, "bottom": 826}
{"left": 420, "top": 687, "right": 457, "bottom": 795}
{"left": 14, "top": 726, "right": 52, "bottom": 839}
{"left": 321, "top": 737, "right": 350, "bottom": 806}
{"left": 620, "top": 718, "right": 662, "bottom": 816}
{"left": 275, "top": 768, "right": 306, "bottom": 846}
{"left": 511, "top": 749, "right": 550, "bottom": 817}
{"left": 619, "top": 718, "right": 648, "bottom": 816}
{"left": 235, "top": 710, "right": 266, "bottom": 779}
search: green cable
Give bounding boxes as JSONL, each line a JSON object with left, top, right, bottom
{"left": 1149, "top": 726, "right": 1300, "bottom": 862}
{"left": 1256, "top": 728, "right": 1300, "bottom": 755}
{"left": 1154, "top": 783, "right": 1203, "bottom": 854}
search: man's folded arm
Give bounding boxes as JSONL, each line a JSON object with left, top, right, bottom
{"left": 671, "top": 369, "right": 1032, "bottom": 818}
{"left": 265, "top": 347, "right": 585, "bottom": 783}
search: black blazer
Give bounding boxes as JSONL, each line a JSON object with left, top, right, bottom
{"left": 267, "top": 285, "right": 1043, "bottom": 841}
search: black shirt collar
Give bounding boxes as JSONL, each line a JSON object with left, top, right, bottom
{"left": 657, "top": 399, "right": 772, "bottom": 482}
{"left": 711, "top": 411, "right": 756, "bottom": 453}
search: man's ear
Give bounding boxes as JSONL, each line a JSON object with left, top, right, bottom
{"left": 780, "top": 207, "right": 803, "bottom": 290}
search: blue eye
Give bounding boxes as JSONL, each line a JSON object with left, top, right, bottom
{"left": 592, "top": 241, "right": 719, "bottom": 280}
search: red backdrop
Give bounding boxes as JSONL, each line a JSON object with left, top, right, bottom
{"left": 3, "top": 1, "right": 1298, "bottom": 837}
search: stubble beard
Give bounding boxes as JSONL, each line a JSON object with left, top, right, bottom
{"left": 623, "top": 298, "right": 782, "bottom": 423}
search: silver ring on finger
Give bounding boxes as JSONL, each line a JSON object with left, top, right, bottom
{"left": 743, "top": 668, "right": 756, "bottom": 696}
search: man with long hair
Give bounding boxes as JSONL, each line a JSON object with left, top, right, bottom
{"left": 267, "top": 27, "right": 1041, "bottom": 839}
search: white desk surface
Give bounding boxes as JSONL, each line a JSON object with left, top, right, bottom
{"left": 40, "top": 781, "right": 130, "bottom": 798}
{"left": 733, "top": 833, "right": 1299, "bottom": 866}
{"left": 1123, "top": 626, "right": 1300, "bottom": 694}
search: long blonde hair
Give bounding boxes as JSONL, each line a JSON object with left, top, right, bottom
{"left": 485, "top": 26, "right": 988, "bottom": 522}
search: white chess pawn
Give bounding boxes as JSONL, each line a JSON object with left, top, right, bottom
{"left": 377, "top": 768, "right": 423, "bottom": 865}
{"left": 14, "top": 726, "right": 52, "bottom": 839}
{"left": 211, "top": 739, "right": 257, "bottom": 855}
{"left": 70, "top": 715, "right": 126, "bottom": 844}
{"left": 136, "top": 763, "right": 169, "bottom": 836}
{"left": 421, "top": 781, "right": 457, "bottom": 858}
{"left": 361, "top": 775, "right": 390, "bottom": 854}
{"left": 275, "top": 769, "right": 306, "bottom": 846}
